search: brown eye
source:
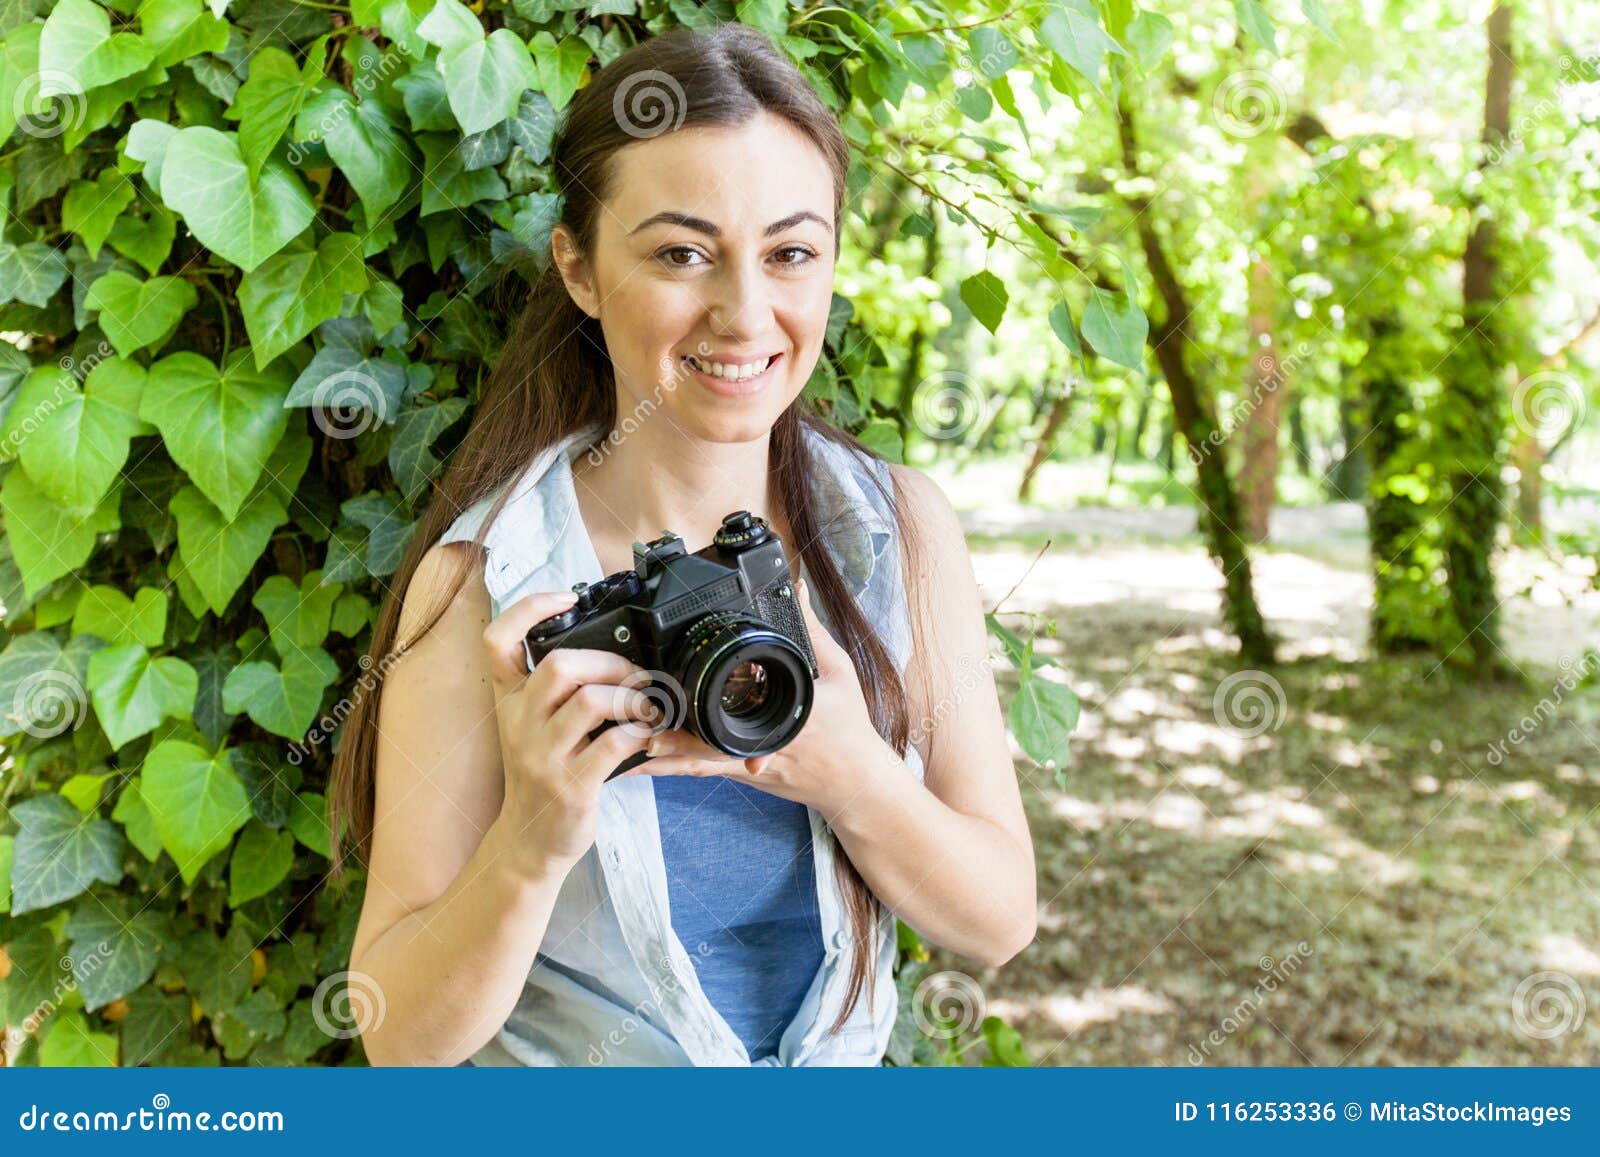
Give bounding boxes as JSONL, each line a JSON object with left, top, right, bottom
{"left": 659, "top": 246, "right": 705, "bottom": 268}
{"left": 774, "top": 246, "right": 816, "bottom": 265}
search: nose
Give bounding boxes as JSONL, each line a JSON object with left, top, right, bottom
{"left": 704, "top": 256, "right": 773, "bottom": 339}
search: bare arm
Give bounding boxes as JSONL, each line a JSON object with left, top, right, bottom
{"left": 348, "top": 543, "right": 652, "bottom": 1065}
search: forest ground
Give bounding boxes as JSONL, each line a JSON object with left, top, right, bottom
{"left": 926, "top": 462, "right": 1600, "bottom": 1066}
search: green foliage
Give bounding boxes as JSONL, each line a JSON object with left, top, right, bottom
{"left": 0, "top": 0, "right": 1105, "bottom": 1067}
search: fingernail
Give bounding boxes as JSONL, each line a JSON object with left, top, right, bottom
{"left": 647, "top": 735, "right": 661, "bottom": 756}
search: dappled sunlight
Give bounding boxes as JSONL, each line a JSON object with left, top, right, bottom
{"left": 989, "top": 986, "right": 1179, "bottom": 1036}
{"left": 1533, "top": 934, "right": 1600, "bottom": 978}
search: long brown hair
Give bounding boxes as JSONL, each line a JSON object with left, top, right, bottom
{"left": 329, "top": 23, "right": 922, "bottom": 1036}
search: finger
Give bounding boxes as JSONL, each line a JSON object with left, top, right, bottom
{"left": 621, "top": 755, "right": 745, "bottom": 779}
{"left": 522, "top": 647, "right": 647, "bottom": 715}
{"left": 579, "top": 723, "right": 655, "bottom": 784}
{"left": 795, "top": 578, "right": 847, "bottom": 677}
{"left": 482, "top": 591, "right": 580, "bottom": 686}
{"left": 745, "top": 754, "right": 772, "bottom": 776}
{"left": 645, "top": 728, "right": 727, "bottom": 762}
{"left": 547, "top": 681, "right": 663, "bottom": 753}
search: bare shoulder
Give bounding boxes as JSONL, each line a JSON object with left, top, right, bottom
{"left": 887, "top": 462, "right": 968, "bottom": 567}
{"left": 396, "top": 539, "right": 492, "bottom": 647}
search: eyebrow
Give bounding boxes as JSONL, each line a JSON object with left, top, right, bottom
{"left": 628, "top": 210, "right": 832, "bottom": 237}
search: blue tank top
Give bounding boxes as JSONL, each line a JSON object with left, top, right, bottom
{"left": 652, "top": 773, "right": 824, "bottom": 1061}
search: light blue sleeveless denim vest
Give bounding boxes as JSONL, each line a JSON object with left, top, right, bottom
{"left": 436, "top": 419, "right": 925, "bottom": 1066}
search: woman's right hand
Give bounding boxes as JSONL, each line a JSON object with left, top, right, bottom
{"left": 481, "top": 590, "right": 661, "bottom": 871}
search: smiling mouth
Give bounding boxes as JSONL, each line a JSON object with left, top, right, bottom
{"left": 681, "top": 352, "right": 782, "bottom": 383}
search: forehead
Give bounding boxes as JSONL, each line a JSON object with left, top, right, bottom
{"left": 601, "top": 114, "right": 835, "bottom": 235}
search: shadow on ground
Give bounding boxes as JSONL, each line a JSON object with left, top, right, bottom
{"left": 931, "top": 531, "right": 1600, "bottom": 1066}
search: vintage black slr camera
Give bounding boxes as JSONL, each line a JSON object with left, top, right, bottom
{"left": 524, "top": 510, "right": 818, "bottom": 779}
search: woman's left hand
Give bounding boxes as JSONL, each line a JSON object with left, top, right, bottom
{"left": 616, "top": 578, "right": 887, "bottom": 812}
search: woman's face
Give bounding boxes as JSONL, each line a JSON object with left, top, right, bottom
{"left": 553, "top": 110, "right": 838, "bottom": 446}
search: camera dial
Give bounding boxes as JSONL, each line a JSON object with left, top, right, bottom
{"left": 713, "top": 510, "right": 771, "bottom": 551}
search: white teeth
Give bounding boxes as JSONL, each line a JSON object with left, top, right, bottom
{"left": 685, "top": 354, "right": 774, "bottom": 381}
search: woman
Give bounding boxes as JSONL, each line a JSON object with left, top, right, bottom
{"left": 331, "top": 22, "right": 1034, "bottom": 1067}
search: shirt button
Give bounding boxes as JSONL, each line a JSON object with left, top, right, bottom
{"left": 831, "top": 930, "right": 850, "bottom": 951}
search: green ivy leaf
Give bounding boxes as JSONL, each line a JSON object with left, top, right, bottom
{"left": 9, "top": 793, "right": 125, "bottom": 914}
{"left": 238, "top": 233, "right": 370, "bottom": 370}
{"left": 212, "top": 987, "right": 286, "bottom": 1060}
{"left": 0, "top": 468, "right": 120, "bottom": 597}
{"left": 0, "top": 239, "right": 70, "bottom": 307}
{"left": 169, "top": 485, "right": 290, "bottom": 614}
{"left": 529, "top": 30, "right": 591, "bottom": 112}
{"left": 142, "top": 739, "right": 252, "bottom": 884}
{"left": 158, "top": 126, "right": 315, "bottom": 272}
{"left": 88, "top": 643, "right": 197, "bottom": 749}
{"left": 0, "top": 833, "right": 11, "bottom": 914}
{"left": 65, "top": 893, "right": 166, "bottom": 1010}
{"left": 229, "top": 819, "right": 296, "bottom": 906}
{"left": 141, "top": 349, "right": 291, "bottom": 520}
{"left": 84, "top": 270, "right": 197, "bottom": 357}
{"left": 62, "top": 169, "right": 135, "bottom": 258}
{"left": 252, "top": 570, "right": 341, "bottom": 653}
{"left": 389, "top": 397, "right": 467, "bottom": 501}
{"left": 106, "top": 203, "right": 178, "bottom": 276}
{"left": 39, "top": 0, "right": 152, "bottom": 95}
{"left": 419, "top": 0, "right": 536, "bottom": 135}
{"left": 39, "top": 1011, "right": 119, "bottom": 1066}
{"left": 140, "top": 0, "right": 229, "bottom": 68}
{"left": 111, "top": 778, "right": 165, "bottom": 861}
{"left": 960, "top": 269, "right": 1009, "bottom": 335}
{"left": 5, "top": 357, "right": 145, "bottom": 509}
{"left": 1081, "top": 286, "right": 1148, "bottom": 369}
{"left": 287, "top": 790, "right": 331, "bottom": 858}
{"left": 222, "top": 647, "right": 339, "bottom": 740}
{"left": 294, "top": 89, "right": 415, "bottom": 219}
{"left": 72, "top": 585, "right": 168, "bottom": 648}
{"left": 225, "top": 44, "right": 322, "bottom": 181}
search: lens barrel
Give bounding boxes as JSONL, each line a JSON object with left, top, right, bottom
{"left": 670, "top": 611, "right": 813, "bottom": 757}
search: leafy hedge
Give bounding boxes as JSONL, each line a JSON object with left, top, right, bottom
{"left": 0, "top": 0, "right": 1116, "bottom": 1065}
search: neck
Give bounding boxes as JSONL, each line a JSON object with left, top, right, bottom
{"left": 571, "top": 413, "right": 782, "bottom": 564}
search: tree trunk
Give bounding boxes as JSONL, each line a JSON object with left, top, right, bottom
{"left": 1019, "top": 386, "right": 1075, "bottom": 503}
{"left": 1442, "top": 1, "right": 1515, "bottom": 670}
{"left": 1362, "top": 315, "right": 1437, "bottom": 653}
{"left": 1235, "top": 257, "right": 1286, "bottom": 541}
{"left": 1117, "top": 105, "right": 1275, "bottom": 665}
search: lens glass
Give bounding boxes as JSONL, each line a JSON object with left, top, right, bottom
{"left": 720, "top": 660, "right": 771, "bottom": 718}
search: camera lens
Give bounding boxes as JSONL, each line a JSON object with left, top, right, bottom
{"left": 670, "top": 612, "right": 812, "bottom": 757}
{"left": 720, "top": 660, "right": 772, "bottom": 718}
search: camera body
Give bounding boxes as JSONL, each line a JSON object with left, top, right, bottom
{"left": 524, "top": 511, "right": 818, "bottom": 779}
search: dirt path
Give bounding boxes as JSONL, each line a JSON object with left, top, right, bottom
{"left": 929, "top": 517, "right": 1600, "bottom": 1065}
